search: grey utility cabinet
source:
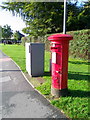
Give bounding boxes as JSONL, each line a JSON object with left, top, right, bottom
{"left": 26, "top": 43, "right": 45, "bottom": 77}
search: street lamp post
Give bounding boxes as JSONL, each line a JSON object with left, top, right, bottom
{"left": 63, "top": 0, "right": 67, "bottom": 34}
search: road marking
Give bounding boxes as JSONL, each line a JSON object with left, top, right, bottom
{"left": 0, "top": 76, "right": 11, "bottom": 83}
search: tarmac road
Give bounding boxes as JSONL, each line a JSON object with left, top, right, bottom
{"left": 0, "top": 50, "right": 69, "bottom": 119}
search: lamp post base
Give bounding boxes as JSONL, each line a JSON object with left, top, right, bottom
{"left": 51, "top": 86, "right": 68, "bottom": 98}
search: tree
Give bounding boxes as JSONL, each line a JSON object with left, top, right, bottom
{"left": 0, "top": 26, "right": 2, "bottom": 42}
{"left": 1, "top": 1, "right": 89, "bottom": 36}
{"left": 13, "top": 31, "right": 25, "bottom": 41}
{"left": 66, "top": 2, "right": 82, "bottom": 31}
{"left": 2, "top": 24, "right": 13, "bottom": 39}
{"left": 77, "top": 1, "right": 90, "bottom": 29}
{"left": 1, "top": 2, "right": 64, "bottom": 36}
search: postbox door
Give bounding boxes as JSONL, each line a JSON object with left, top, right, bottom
{"left": 51, "top": 44, "right": 62, "bottom": 89}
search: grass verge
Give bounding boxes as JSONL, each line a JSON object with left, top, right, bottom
{"left": 0, "top": 44, "right": 89, "bottom": 119}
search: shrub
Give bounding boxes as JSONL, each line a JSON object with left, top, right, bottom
{"left": 22, "top": 29, "right": 89, "bottom": 60}
{"left": 21, "top": 37, "right": 31, "bottom": 46}
{"left": 21, "top": 35, "right": 50, "bottom": 51}
{"left": 68, "top": 29, "right": 89, "bottom": 60}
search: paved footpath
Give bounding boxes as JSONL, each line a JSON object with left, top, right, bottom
{"left": 0, "top": 50, "right": 69, "bottom": 119}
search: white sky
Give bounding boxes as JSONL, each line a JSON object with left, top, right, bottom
{"left": 0, "top": 10, "right": 26, "bottom": 33}
{"left": 0, "top": 1, "right": 26, "bottom": 34}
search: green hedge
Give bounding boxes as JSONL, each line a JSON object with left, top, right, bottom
{"left": 22, "top": 29, "right": 89, "bottom": 60}
{"left": 21, "top": 35, "right": 50, "bottom": 51}
{"left": 68, "top": 29, "right": 89, "bottom": 60}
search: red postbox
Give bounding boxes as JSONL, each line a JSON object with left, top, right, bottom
{"left": 48, "top": 34, "right": 73, "bottom": 97}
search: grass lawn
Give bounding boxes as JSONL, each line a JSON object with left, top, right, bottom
{"left": 0, "top": 44, "right": 89, "bottom": 119}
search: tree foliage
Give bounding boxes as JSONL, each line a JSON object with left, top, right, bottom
{"left": 13, "top": 31, "right": 25, "bottom": 41}
{"left": 2, "top": 24, "right": 13, "bottom": 39}
{"left": 1, "top": 2, "right": 90, "bottom": 36}
{"left": 0, "top": 26, "right": 2, "bottom": 41}
{"left": 78, "top": 1, "right": 90, "bottom": 29}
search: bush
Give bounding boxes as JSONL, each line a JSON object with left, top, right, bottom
{"left": 68, "top": 29, "right": 89, "bottom": 60}
{"left": 22, "top": 29, "right": 89, "bottom": 60}
{"left": 21, "top": 37, "right": 28, "bottom": 46}
{"left": 21, "top": 35, "right": 51, "bottom": 51}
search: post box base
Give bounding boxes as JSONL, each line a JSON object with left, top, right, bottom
{"left": 51, "top": 86, "right": 68, "bottom": 98}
